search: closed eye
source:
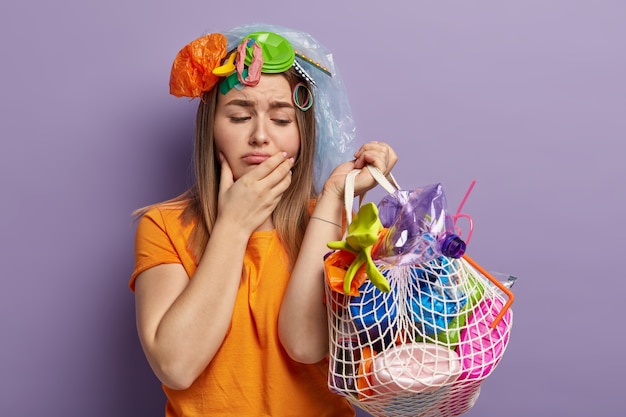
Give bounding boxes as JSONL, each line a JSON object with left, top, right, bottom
{"left": 230, "top": 116, "right": 251, "bottom": 123}
{"left": 272, "top": 118, "right": 293, "bottom": 125}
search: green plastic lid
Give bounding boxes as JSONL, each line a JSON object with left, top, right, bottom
{"left": 243, "top": 32, "right": 295, "bottom": 73}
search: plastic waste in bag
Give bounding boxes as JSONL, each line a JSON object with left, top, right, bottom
{"left": 374, "top": 184, "right": 466, "bottom": 266}
{"left": 348, "top": 276, "right": 399, "bottom": 352}
{"left": 410, "top": 260, "right": 467, "bottom": 338}
{"left": 332, "top": 319, "right": 361, "bottom": 392}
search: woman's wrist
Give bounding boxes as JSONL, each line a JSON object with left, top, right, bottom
{"left": 312, "top": 189, "right": 344, "bottom": 228}
{"left": 211, "top": 216, "right": 254, "bottom": 244}
{"left": 310, "top": 216, "right": 341, "bottom": 229}
{"left": 318, "top": 182, "right": 344, "bottom": 203}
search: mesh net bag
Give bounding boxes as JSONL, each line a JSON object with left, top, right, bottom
{"left": 324, "top": 167, "right": 514, "bottom": 417}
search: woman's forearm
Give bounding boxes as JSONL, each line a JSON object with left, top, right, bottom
{"left": 278, "top": 190, "right": 344, "bottom": 363}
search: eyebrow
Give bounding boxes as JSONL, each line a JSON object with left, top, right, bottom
{"left": 225, "top": 99, "right": 294, "bottom": 109}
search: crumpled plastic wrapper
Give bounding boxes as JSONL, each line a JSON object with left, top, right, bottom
{"left": 169, "top": 33, "right": 228, "bottom": 98}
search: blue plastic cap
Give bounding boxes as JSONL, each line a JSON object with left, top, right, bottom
{"left": 441, "top": 235, "right": 467, "bottom": 258}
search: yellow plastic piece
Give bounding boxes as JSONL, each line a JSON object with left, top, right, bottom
{"left": 328, "top": 203, "right": 390, "bottom": 294}
{"left": 212, "top": 52, "right": 237, "bottom": 76}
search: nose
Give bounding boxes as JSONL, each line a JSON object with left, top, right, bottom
{"left": 249, "top": 119, "right": 270, "bottom": 146}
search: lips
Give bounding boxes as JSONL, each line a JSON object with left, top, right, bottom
{"left": 242, "top": 152, "right": 271, "bottom": 164}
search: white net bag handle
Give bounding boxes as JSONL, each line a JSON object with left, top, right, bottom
{"left": 343, "top": 165, "right": 400, "bottom": 226}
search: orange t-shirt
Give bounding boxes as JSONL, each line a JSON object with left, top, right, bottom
{"left": 130, "top": 205, "right": 355, "bottom": 417}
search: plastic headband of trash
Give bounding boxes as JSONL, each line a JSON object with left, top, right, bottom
{"left": 169, "top": 23, "right": 356, "bottom": 191}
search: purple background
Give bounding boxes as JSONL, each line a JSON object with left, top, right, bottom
{"left": 1, "top": 1, "right": 624, "bottom": 416}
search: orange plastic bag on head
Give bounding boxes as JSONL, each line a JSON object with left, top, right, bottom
{"left": 169, "top": 33, "right": 228, "bottom": 98}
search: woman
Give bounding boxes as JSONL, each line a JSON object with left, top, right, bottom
{"left": 130, "top": 24, "right": 397, "bottom": 416}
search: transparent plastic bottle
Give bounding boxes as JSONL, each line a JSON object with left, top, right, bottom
{"left": 375, "top": 183, "right": 466, "bottom": 266}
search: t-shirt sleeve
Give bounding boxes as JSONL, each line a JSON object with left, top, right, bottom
{"left": 129, "top": 208, "right": 182, "bottom": 291}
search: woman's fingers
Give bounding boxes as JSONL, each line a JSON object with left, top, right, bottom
{"left": 353, "top": 141, "right": 397, "bottom": 174}
{"left": 262, "top": 153, "right": 294, "bottom": 191}
{"left": 217, "top": 151, "right": 294, "bottom": 231}
{"left": 322, "top": 141, "right": 398, "bottom": 200}
{"left": 352, "top": 141, "right": 398, "bottom": 195}
{"left": 218, "top": 153, "right": 235, "bottom": 197}
{"left": 355, "top": 141, "right": 397, "bottom": 172}
{"left": 246, "top": 152, "right": 293, "bottom": 183}
{"left": 237, "top": 152, "right": 293, "bottom": 199}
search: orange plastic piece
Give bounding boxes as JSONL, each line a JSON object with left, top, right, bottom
{"left": 169, "top": 33, "right": 228, "bottom": 98}
{"left": 324, "top": 250, "right": 368, "bottom": 296}
{"left": 357, "top": 346, "right": 376, "bottom": 399}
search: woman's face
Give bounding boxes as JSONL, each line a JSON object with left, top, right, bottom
{"left": 213, "top": 74, "right": 301, "bottom": 180}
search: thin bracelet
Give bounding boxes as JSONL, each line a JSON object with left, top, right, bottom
{"left": 310, "top": 216, "right": 342, "bottom": 229}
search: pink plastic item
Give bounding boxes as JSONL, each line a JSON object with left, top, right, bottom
{"left": 370, "top": 343, "right": 462, "bottom": 394}
{"left": 458, "top": 297, "right": 512, "bottom": 380}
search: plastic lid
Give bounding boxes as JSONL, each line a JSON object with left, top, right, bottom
{"left": 244, "top": 32, "right": 295, "bottom": 73}
{"left": 441, "top": 234, "right": 467, "bottom": 258}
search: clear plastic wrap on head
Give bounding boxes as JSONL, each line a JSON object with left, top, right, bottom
{"left": 220, "top": 23, "right": 356, "bottom": 190}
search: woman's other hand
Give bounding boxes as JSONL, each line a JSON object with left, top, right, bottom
{"left": 323, "top": 140, "right": 397, "bottom": 199}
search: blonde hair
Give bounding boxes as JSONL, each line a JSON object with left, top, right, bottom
{"left": 136, "top": 68, "right": 317, "bottom": 267}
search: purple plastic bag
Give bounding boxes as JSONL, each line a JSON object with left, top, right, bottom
{"left": 374, "top": 184, "right": 466, "bottom": 266}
